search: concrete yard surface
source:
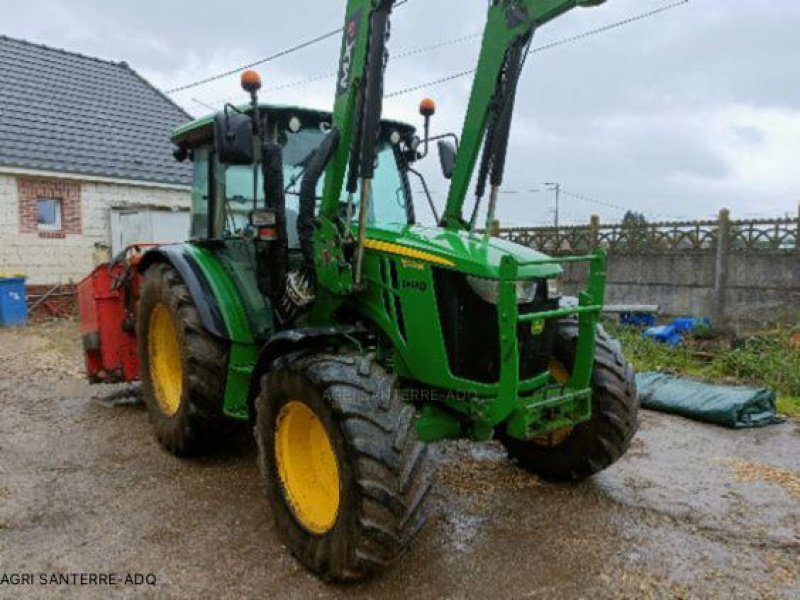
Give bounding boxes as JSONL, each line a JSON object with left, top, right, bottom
{"left": 0, "top": 321, "right": 799, "bottom": 599}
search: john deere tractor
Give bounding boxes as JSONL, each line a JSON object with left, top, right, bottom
{"left": 136, "top": 0, "right": 636, "bottom": 581}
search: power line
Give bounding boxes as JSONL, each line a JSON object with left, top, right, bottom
{"left": 559, "top": 189, "right": 629, "bottom": 213}
{"left": 263, "top": 31, "right": 483, "bottom": 94}
{"left": 165, "top": 0, "right": 413, "bottom": 95}
{"left": 191, "top": 97, "right": 217, "bottom": 111}
{"left": 201, "top": 0, "right": 688, "bottom": 102}
{"left": 166, "top": 28, "right": 343, "bottom": 95}
{"left": 415, "top": 187, "right": 644, "bottom": 224}
{"left": 535, "top": 187, "right": 670, "bottom": 220}
{"left": 432, "top": 185, "right": 679, "bottom": 222}
{"left": 386, "top": 0, "right": 689, "bottom": 98}
{"left": 558, "top": 189, "right": 680, "bottom": 221}
{"left": 419, "top": 186, "right": 630, "bottom": 212}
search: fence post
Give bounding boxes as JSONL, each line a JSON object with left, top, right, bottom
{"left": 714, "top": 208, "right": 731, "bottom": 329}
{"left": 589, "top": 214, "right": 600, "bottom": 250}
{"left": 489, "top": 219, "right": 501, "bottom": 238}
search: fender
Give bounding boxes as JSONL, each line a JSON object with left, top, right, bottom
{"left": 139, "top": 243, "right": 262, "bottom": 421}
{"left": 138, "top": 244, "right": 228, "bottom": 340}
{"left": 246, "top": 325, "right": 369, "bottom": 421}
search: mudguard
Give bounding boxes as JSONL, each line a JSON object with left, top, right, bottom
{"left": 246, "top": 325, "right": 369, "bottom": 421}
{"left": 138, "top": 243, "right": 262, "bottom": 420}
{"left": 138, "top": 245, "right": 228, "bottom": 340}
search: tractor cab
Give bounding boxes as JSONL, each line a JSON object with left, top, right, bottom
{"left": 171, "top": 105, "right": 417, "bottom": 247}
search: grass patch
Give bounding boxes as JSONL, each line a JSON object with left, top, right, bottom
{"left": 777, "top": 397, "right": 800, "bottom": 418}
{"left": 607, "top": 323, "right": 800, "bottom": 418}
{"left": 606, "top": 326, "right": 701, "bottom": 375}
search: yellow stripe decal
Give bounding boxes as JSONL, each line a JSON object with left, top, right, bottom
{"left": 363, "top": 239, "right": 455, "bottom": 267}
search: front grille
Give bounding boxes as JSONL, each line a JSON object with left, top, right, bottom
{"left": 432, "top": 269, "right": 558, "bottom": 384}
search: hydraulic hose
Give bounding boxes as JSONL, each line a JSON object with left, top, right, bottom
{"left": 298, "top": 129, "right": 341, "bottom": 277}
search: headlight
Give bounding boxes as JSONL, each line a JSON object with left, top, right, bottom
{"left": 547, "top": 277, "right": 562, "bottom": 298}
{"left": 466, "top": 276, "right": 538, "bottom": 305}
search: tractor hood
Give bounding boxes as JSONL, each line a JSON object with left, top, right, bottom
{"left": 364, "top": 224, "right": 563, "bottom": 280}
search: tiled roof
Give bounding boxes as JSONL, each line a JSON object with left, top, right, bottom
{"left": 0, "top": 35, "right": 192, "bottom": 186}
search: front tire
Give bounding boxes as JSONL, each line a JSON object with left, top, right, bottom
{"left": 138, "top": 263, "right": 233, "bottom": 455}
{"left": 501, "top": 322, "right": 639, "bottom": 481}
{"left": 255, "top": 352, "right": 433, "bottom": 581}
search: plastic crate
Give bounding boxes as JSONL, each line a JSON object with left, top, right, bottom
{"left": 0, "top": 277, "right": 27, "bottom": 327}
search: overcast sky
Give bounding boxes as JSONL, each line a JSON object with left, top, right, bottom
{"left": 5, "top": 0, "right": 799, "bottom": 226}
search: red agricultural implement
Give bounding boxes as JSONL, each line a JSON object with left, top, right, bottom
{"left": 76, "top": 245, "right": 153, "bottom": 383}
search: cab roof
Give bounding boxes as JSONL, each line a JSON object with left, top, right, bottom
{"left": 171, "top": 103, "right": 416, "bottom": 148}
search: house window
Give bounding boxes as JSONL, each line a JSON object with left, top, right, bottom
{"left": 17, "top": 179, "right": 80, "bottom": 237}
{"left": 37, "top": 198, "right": 62, "bottom": 231}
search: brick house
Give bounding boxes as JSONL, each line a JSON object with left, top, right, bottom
{"left": 0, "top": 35, "right": 192, "bottom": 286}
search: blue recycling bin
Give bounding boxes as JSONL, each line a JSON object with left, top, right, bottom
{"left": 0, "top": 277, "right": 27, "bottom": 327}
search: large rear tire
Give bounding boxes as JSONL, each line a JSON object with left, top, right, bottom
{"left": 501, "top": 322, "right": 639, "bottom": 482}
{"left": 138, "top": 263, "right": 233, "bottom": 455}
{"left": 255, "top": 351, "right": 433, "bottom": 581}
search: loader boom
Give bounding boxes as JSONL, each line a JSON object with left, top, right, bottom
{"left": 310, "top": 0, "right": 605, "bottom": 293}
{"left": 311, "top": 0, "right": 396, "bottom": 295}
{"left": 441, "top": 0, "right": 605, "bottom": 230}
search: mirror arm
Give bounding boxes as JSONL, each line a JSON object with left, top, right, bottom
{"left": 419, "top": 115, "right": 431, "bottom": 159}
{"left": 427, "top": 132, "right": 460, "bottom": 151}
{"left": 407, "top": 167, "right": 439, "bottom": 224}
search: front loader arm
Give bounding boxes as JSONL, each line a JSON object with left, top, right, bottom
{"left": 312, "top": 0, "right": 395, "bottom": 296}
{"left": 441, "top": 0, "right": 606, "bottom": 231}
{"left": 319, "top": 0, "right": 374, "bottom": 226}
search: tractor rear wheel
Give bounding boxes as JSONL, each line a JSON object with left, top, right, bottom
{"left": 255, "top": 351, "right": 433, "bottom": 581}
{"left": 138, "top": 263, "right": 233, "bottom": 455}
{"left": 501, "top": 321, "right": 638, "bottom": 482}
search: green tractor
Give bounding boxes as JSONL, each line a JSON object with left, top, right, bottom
{"left": 137, "top": 0, "right": 636, "bottom": 581}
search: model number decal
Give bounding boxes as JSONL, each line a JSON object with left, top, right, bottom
{"left": 402, "top": 280, "right": 428, "bottom": 293}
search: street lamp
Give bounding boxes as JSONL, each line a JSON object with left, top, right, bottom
{"left": 544, "top": 182, "right": 561, "bottom": 228}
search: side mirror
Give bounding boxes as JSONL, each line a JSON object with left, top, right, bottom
{"left": 437, "top": 140, "right": 456, "bottom": 179}
{"left": 213, "top": 110, "right": 254, "bottom": 165}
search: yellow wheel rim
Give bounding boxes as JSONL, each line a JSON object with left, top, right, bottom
{"left": 274, "top": 401, "right": 340, "bottom": 534}
{"left": 148, "top": 303, "right": 183, "bottom": 417}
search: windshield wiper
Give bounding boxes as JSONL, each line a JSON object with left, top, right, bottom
{"left": 284, "top": 148, "right": 318, "bottom": 194}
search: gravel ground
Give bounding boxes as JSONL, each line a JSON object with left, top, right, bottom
{"left": 0, "top": 320, "right": 799, "bottom": 599}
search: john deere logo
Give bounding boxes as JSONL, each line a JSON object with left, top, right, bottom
{"left": 400, "top": 258, "right": 425, "bottom": 270}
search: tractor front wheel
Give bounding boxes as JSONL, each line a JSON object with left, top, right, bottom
{"left": 501, "top": 321, "right": 639, "bottom": 482}
{"left": 138, "top": 263, "right": 233, "bottom": 455}
{"left": 255, "top": 352, "right": 433, "bottom": 581}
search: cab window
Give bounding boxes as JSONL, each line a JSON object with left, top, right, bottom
{"left": 200, "top": 124, "right": 413, "bottom": 240}
{"left": 348, "top": 143, "right": 410, "bottom": 226}
{"left": 189, "top": 146, "right": 210, "bottom": 240}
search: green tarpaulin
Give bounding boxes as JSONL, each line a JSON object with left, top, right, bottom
{"left": 636, "top": 372, "right": 784, "bottom": 428}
